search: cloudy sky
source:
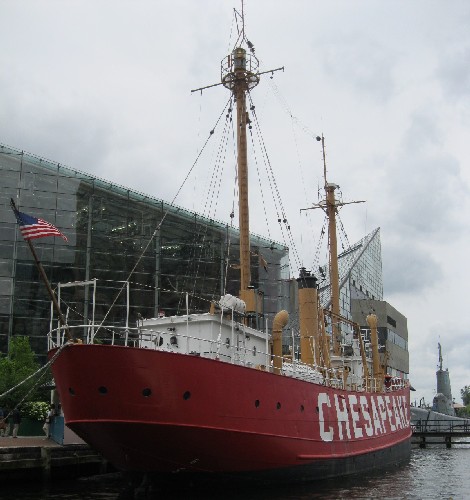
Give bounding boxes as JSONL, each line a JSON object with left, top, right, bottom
{"left": 1, "top": 0, "right": 469, "bottom": 405}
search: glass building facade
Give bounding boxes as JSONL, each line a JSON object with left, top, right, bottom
{"left": 0, "top": 144, "right": 289, "bottom": 362}
{"left": 319, "top": 228, "right": 384, "bottom": 319}
{"left": 317, "top": 228, "right": 409, "bottom": 378}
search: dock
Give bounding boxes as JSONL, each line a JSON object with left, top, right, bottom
{"left": 0, "top": 436, "right": 110, "bottom": 481}
{"left": 412, "top": 419, "right": 470, "bottom": 448}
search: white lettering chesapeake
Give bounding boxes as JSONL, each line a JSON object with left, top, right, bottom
{"left": 318, "top": 392, "right": 334, "bottom": 442}
{"left": 402, "top": 396, "right": 410, "bottom": 426}
{"left": 397, "top": 395, "right": 406, "bottom": 427}
{"left": 392, "top": 396, "right": 402, "bottom": 430}
{"left": 370, "top": 397, "right": 382, "bottom": 435}
{"left": 385, "top": 396, "right": 396, "bottom": 431}
{"left": 360, "top": 395, "right": 374, "bottom": 437}
{"left": 348, "top": 395, "right": 363, "bottom": 438}
{"left": 377, "top": 396, "right": 388, "bottom": 433}
{"left": 334, "top": 394, "right": 351, "bottom": 440}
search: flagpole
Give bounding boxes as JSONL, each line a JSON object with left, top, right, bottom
{"left": 10, "top": 199, "right": 71, "bottom": 341}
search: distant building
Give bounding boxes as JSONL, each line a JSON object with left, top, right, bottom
{"left": 0, "top": 144, "right": 289, "bottom": 362}
{"left": 351, "top": 299, "right": 409, "bottom": 380}
{"left": 318, "top": 228, "right": 409, "bottom": 380}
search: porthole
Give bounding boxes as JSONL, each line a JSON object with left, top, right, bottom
{"left": 276, "top": 402, "right": 281, "bottom": 410}
{"left": 142, "top": 388, "right": 152, "bottom": 397}
{"left": 315, "top": 406, "right": 319, "bottom": 413}
{"left": 68, "top": 387, "right": 75, "bottom": 396}
{"left": 98, "top": 386, "right": 108, "bottom": 395}
{"left": 183, "top": 391, "right": 191, "bottom": 400}
{"left": 255, "top": 399, "right": 260, "bottom": 408}
{"left": 300, "top": 404, "right": 304, "bottom": 412}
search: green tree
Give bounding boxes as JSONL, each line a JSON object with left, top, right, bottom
{"left": 461, "top": 385, "right": 470, "bottom": 406}
{"left": 0, "top": 336, "right": 43, "bottom": 410}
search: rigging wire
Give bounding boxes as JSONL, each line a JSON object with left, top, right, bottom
{"left": 0, "top": 342, "right": 69, "bottom": 415}
{"left": 222, "top": 111, "right": 238, "bottom": 297}
{"left": 289, "top": 113, "right": 313, "bottom": 268}
{"left": 249, "top": 116, "right": 271, "bottom": 241}
{"left": 247, "top": 92, "right": 302, "bottom": 273}
{"left": 337, "top": 213, "right": 351, "bottom": 252}
{"left": 183, "top": 99, "right": 236, "bottom": 311}
{"left": 183, "top": 105, "right": 231, "bottom": 309}
{"left": 267, "top": 78, "right": 319, "bottom": 141}
{"left": 94, "top": 97, "right": 233, "bottom": 336}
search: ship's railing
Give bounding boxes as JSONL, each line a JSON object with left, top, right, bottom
{"left": 47, "top": 325, "right": 407, "bottom": 393}
{"left": 47, "top": 324, "right": 348, "bottom": 388}
{"left": 384, "top": 377, "right": 409, "bottom": 392}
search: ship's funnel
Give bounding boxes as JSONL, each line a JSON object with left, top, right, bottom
{"left": 272, "top": 310, "right": 289, "bottom": 375}
{"left": 297, "top": 268, "right": 319, "bottom": 367}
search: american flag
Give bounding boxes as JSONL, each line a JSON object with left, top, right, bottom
{"left": 11, "top": 203, "right": 68, "bottom": 242}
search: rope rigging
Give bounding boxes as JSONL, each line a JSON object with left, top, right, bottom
{"left": 247, "top": 92, "right": 302, "bottom": 273}
{"left": 185, "top": 97, "right": 244, "bottom": 310}
{"left": 180, "top": 99, "right": 235, "bottom": 312}
{"left": 0, "top": 342, "right": 70, "bottom": 419}
{"left": 93, "top": 97, "right": 233, "bottom": 335}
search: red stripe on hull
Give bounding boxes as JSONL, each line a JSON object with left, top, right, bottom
{"left": 49, "top": 345, "right": 411, "bottom": 474}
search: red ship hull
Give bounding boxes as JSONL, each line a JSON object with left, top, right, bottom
{"left": 49, "top": 344, "right": 411, "bottom": 480}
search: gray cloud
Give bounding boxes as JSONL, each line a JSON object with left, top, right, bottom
{"left": 382, "top": 242, "right": 442, "bottom": 296}
{"left": 381, "top": 111, "right": 467, "bottom": 242}
{"left": 320, "top": 33, "right": 397, "bottom": 102}
{"left": 436, "top": 45, "right": 470, "bottom": 103}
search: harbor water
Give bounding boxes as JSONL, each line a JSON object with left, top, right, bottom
{"left": 0, "top": 447, "right": 467, "bottom": 499}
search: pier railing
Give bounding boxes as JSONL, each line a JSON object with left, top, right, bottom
{"left": 412, "top": 419, "right": 470, "bottom": 433}
{"left": 412, "top": 419, "right": 470, "bottom": 448}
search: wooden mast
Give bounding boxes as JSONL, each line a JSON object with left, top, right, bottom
{"left": 193, "top": 9, "right": 282, "bottom": 312}
{"left": 221, "top": 42, "right": 261, "bottom": 311}
{"left": 234, "top": 54, "right": 251, "bottom": 293}
{"left": 301, "top": 136, "right": 364, "bottom": 357}
{"left": 326, "top": 184, "right": 341, "bottom": 356}
{"left": 321, "top": 136, "right": 341, "bottom": 356}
